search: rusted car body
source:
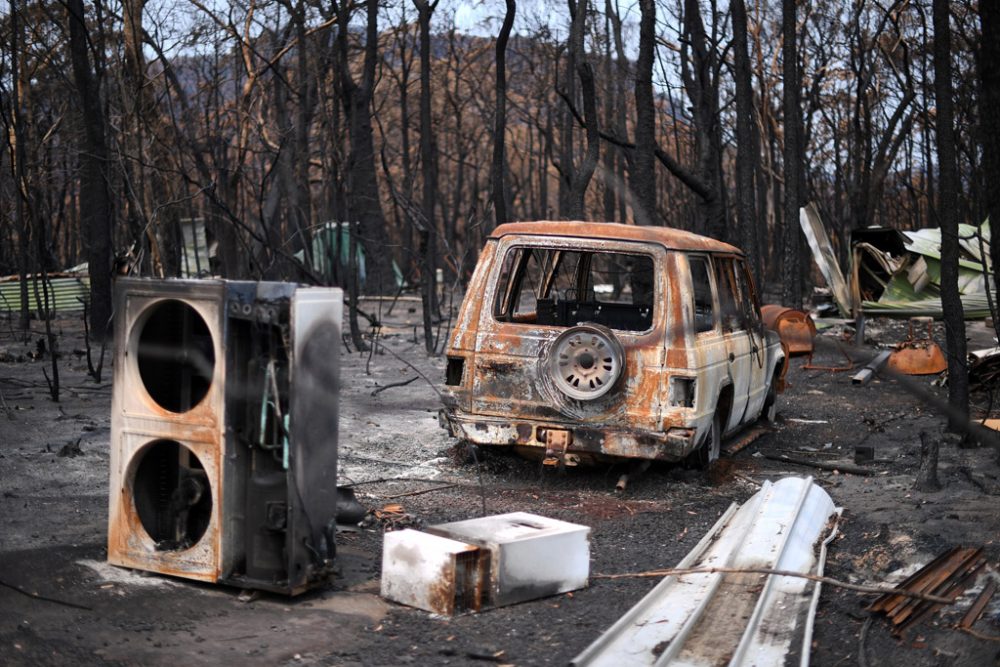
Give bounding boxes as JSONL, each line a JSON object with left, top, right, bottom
{"left": 439, "top": 222, "right": 785, "bottom": 466}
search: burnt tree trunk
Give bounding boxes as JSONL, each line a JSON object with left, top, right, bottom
{"left": 780, "top": 0, "right": 803, "bottom": 308}
{"left": 732, "top": 0, "right": 760, "bottom": 286}
{"left": 631, "top": 0, "right": 655, "bottom": 226}
{"left": 11, "top": 0, "right": 30, "bottom": 332}
{"left": 981, "top": 2, "right": 1000, "bottom": 344}
{"left": 415, "top": 0, "right": 439, "bottom": 353}
{"left": 491, "top": 0, "right": 516, "bottom": 229}
{"left": 335, "top": 0, "right": 396, "bottom": 296}
{"left": 67, "top": 0, "right": 113, "bottom": 341}
{"left": 681, "top": 0, "right": 726, "bottom": 240}
{"left": 914, "top": 431, "right": 942, "bottom": 491}
{"left": 566, "top": 0, "right": 599, "bottom": 220}
{"left": 933, "top": 0, "right": 969, "bottom": 434}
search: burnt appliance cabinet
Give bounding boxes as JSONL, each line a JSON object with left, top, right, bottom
{"left": 108, "top": 279, "right": 342, "bottom": 595}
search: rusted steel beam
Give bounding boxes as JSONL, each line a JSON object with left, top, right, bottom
{"left": 959, "top": 580, "right": 997, "bottom": 629}
{"left": 851, "top": 350, "right": 893, "bottom": 385}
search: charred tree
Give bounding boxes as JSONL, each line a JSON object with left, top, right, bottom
{"left": 981, "top": 1, "right": 1000, "bottom": 342}
{"left": 491, "top": 0, "right": 516, "bottom": 229}
{"left": 566, "top": 0, "right": 599, "bottom": 220}
{"left": 780, "top": 0, "right": 803, "bottom": 308}
{"left": 67, "top": 0, "right": 113, "bottom": 341}
{"left": 732, "top": 0, "right": 761, "bottom": 286}
{"left": 415, "top": 0, "right": 439, "bottom": 353}
{"left": 9, "top": 0, "right": 30, "bottom": 332}
{"left": 631, "top": 0, "right": 655, "bottom": 226}
{"left": 334, "top": 0, "right": 396, "bottom": 296}
{"left": 933, "top": 0, "right": 969, "bottom": 435}
{"left": 681, "top": 0, "right": 726, "bottom": 240}
{"left": 914, "top": 431, "right": 942, "bottom": 491}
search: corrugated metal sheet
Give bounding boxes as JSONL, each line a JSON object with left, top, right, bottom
{"left": 0, "top": 276, "right": 90, "bottom": 314}
{"left": 573, "top": 477, "right": 840, "bottom": 667}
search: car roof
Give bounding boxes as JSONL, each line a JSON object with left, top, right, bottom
{"left": 489, "top": 221, "right": 742, "bottom": 254}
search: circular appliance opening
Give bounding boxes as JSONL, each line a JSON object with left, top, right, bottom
{"left": 132, "top": 440, "right": 213, "bottom": 551}
{"left": 136, "top": 300, "right": 215, "bottom": 413}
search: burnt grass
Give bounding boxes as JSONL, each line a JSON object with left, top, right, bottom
{"left": 2, "top": 315, "right": 1000, "bottom": 666}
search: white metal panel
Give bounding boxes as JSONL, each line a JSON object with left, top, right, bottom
{"left": 428, "top": 512, "right": 591, "bottom": 606}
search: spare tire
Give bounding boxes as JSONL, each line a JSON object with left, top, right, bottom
{"left": 547, "top": 323, "right": 624, "bottom": 401}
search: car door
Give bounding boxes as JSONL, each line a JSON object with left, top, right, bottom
{"left": 713, "top": 257, "right": 751, "bottom": 433}
{"left": 734, "top": 259, "right": 769, "bottom": 420}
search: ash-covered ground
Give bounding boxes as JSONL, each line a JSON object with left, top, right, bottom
{"left": 2, "top": 303, "right": 1000, "bottom": 666}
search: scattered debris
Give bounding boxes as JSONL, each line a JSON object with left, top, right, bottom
{"left": 368, "top": 504, "right": 420, "bottom": 531}
{"left": 868, "top": 547, "right": 987, "bottom": 637}
{"left": 573, "top": 477, "right": 841, "bottom": 666}
{"left": 56, "top": 438, "right": 83, "bottom": 458}
{"left": 381, "top": 512, "right": 590, "bottom": 615}
{"left": 852, "top": 350, "right": 893, "bottom": 386}
{"left": 802, "top": 202, "right": 995, "bottom": 318}
{"left": 969, "top": 347, "right": 1000, "bottom": 393}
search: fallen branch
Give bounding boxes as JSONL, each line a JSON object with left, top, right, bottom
{"left": 593, "top": 566, "right": 954, "bottom": 604}
{"left": 374, "top": 341, "right": 442, "bottom": 399}
{"left": 762, "top": 452, "right": 876, "bottom": 476}
{"left": 371, "top": 376, "right": 418, "bottom": 396}
{"left": 958, "top": 626, "right": 1000, "bottom": 643}
{"left": 383, "top": 484, "right": 458, "bottom": 500}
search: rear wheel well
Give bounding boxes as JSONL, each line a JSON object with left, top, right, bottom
{"left": 714, "top": 384, "right": 734, "bottom": 437}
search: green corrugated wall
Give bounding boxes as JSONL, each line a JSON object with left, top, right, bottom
{"left": 0, "top": 277, "right": 90, "bottom": 314}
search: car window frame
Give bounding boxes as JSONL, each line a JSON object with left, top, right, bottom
{"left": 490, "top": 240, "right": 661, "bottom": 335}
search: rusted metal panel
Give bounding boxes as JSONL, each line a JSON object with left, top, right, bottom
{"left": 887, "top": 317, "right": 947, "bottom": 375}
{"left": 762, "top": 304, "right": 817, "bottom": 356}
{"left": 109, "top": 280, "right": 227, "bottom": 582}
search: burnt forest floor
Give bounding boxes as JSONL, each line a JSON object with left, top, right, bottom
{"left": 2, "top": 302, "right": 1000, "bottom": 667}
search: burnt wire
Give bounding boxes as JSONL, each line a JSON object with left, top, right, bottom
{"left": 0, "top": 577, "right": 92, "bottom": 611}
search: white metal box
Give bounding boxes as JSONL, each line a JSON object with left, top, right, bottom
{"left": 427, "top": 511, "right": 591, "bottom": 607}
{"left": 380, "top": 529, "right": 489, "bottom": 615}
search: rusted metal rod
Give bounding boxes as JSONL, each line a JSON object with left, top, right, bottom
{"left": 592, "top": 566, "right": 955, "bottom": 604}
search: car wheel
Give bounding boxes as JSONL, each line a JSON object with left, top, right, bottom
{"left": 762, "top": 376, "right": 778, "bottom": 423}
{"left": 696, "top": 411, "right": 722, "bottom": 468}
{"left": 547, "top": 323, "right": 624, "bottom": 401}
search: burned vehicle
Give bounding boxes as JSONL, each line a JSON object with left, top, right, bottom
{"left": 439, "top": 222, "right": 785, "bottom": 466}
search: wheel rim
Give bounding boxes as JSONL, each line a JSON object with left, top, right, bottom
{"left": 548, "top": 325, "right": 623, "bottom": 401}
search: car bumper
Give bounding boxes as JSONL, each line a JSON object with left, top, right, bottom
{"left": 438, "top": 409, "right": 697, "bottom": 463}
